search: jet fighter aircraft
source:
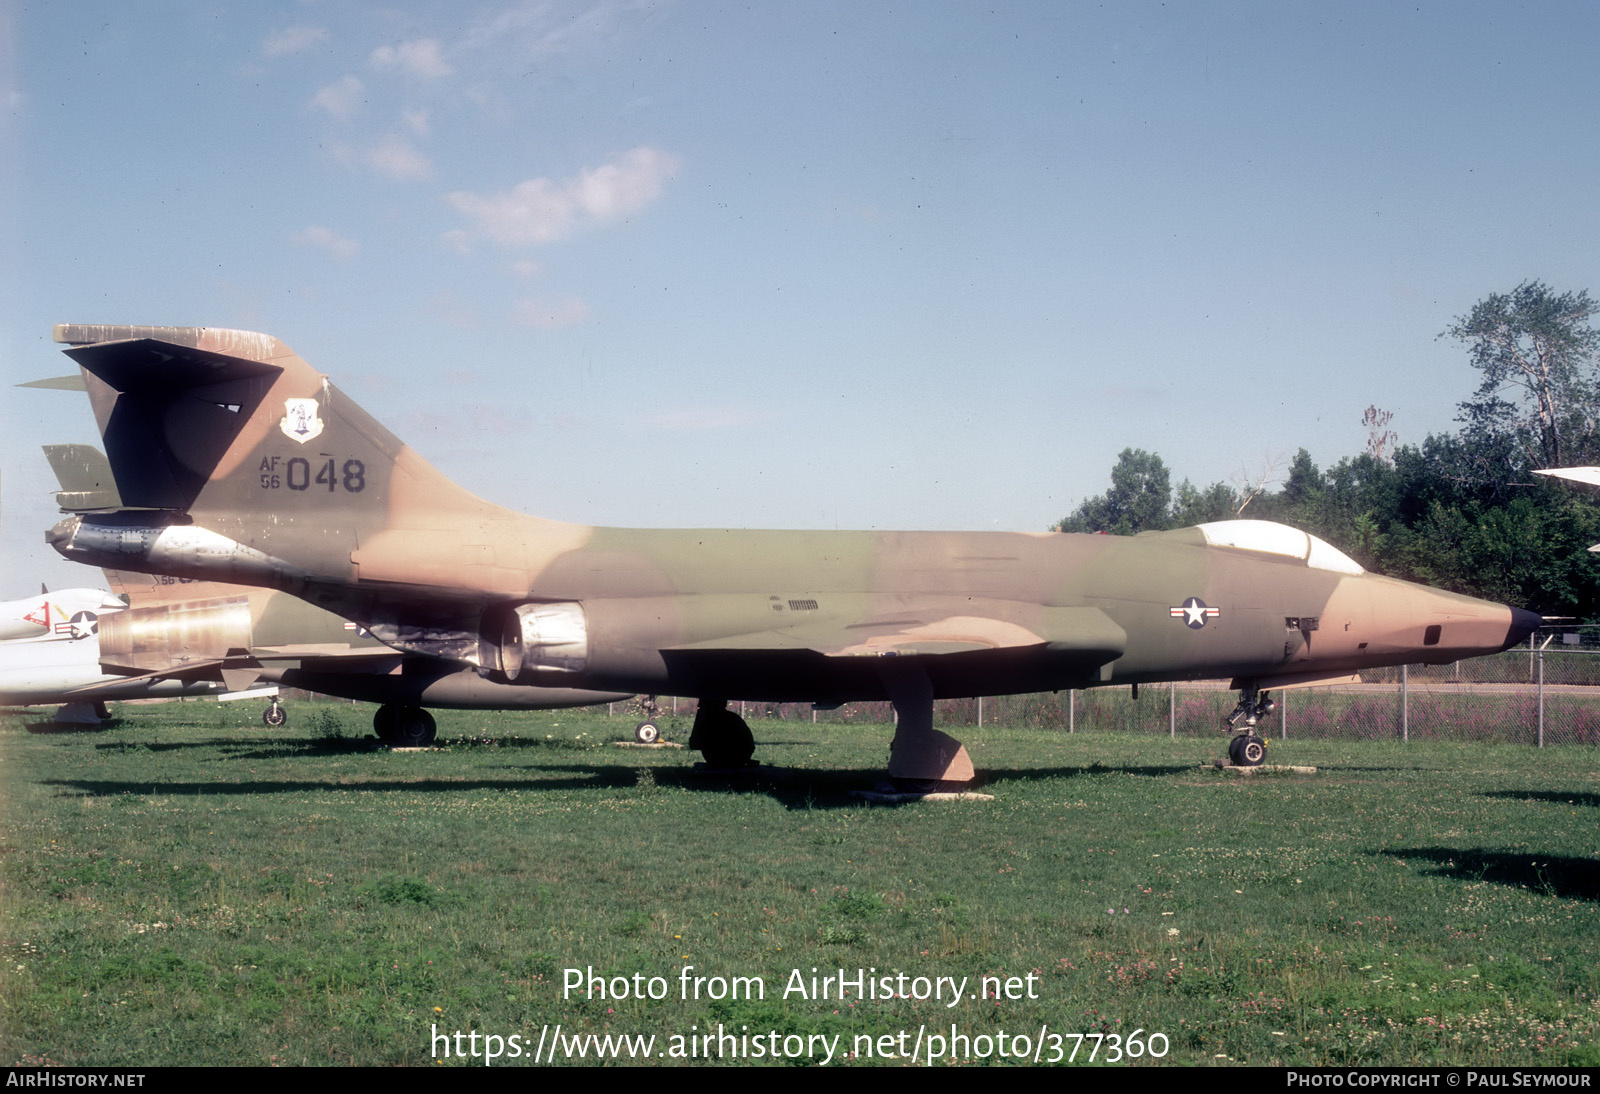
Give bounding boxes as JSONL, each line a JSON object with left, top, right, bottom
{"left": 45, "top": 325, "right": 1542, "bottom": 780}
{"left": 0, "top": 586, "right": 125, "bottom": 642}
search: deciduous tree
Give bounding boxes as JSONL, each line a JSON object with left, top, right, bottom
{"left": 1443, "top": 281, "right": 1600, "bottom": 468}
{"left": 1055, "top": 448, "right": 1172, "bottom": 535}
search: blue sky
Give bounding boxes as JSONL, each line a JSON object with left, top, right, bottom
{"left": 4, "top": 1, "right": 1599, "bottom": 594}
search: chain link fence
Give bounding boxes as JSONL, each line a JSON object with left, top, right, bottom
{"left": 610, "top": 629, "right": 1600, "bottom": 747}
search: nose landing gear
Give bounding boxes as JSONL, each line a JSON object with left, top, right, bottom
{"left": 1223, "top": 684, "right": 1273, "bottom": 767}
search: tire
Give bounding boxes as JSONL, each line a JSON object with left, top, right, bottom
{"left": 1229, "top": 734, "right": 1265, "bottom": 767}
{"left": 703, "top": 710, "right": 754, "bottom": 768}
{"left": 373, "top": 705, "right": 397, "bottom": 741}
{"left": 635, "top": 720, "right": 661, "bottom": 744}
{"left": 392, "top": 706, "right": 437, "bottom": 746}
{"left": 263, "top": 703, "right": 287, "bottom": 728}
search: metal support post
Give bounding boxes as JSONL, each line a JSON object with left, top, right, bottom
{"left": 1401, "top": 664, "right": 1408, "bottom": 743}
{"left": 1538, "top": 646, "right": 1545, "bottom": 748}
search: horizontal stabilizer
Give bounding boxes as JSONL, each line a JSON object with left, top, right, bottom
{"left": 43, "top": 444, "right": 123, "bottom": 511}
{"left": 17, "top": 375, "right": 87, "bottom": 391}
{"left": 62, "top": 336, "right": 281, "bottom": 394}
{"left": 59, "top": 336, "right": 284, "bottom": 510}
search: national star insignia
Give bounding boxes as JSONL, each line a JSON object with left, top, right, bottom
{"left": 1169, "top": 597, "right": 1220, "bottom": 629}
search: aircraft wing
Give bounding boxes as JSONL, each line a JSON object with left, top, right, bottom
{"left": 669, "top": 604, "right": 1126, "bottom": 661}
{"left": 1532, "top": 468, "right": 1600, "bottom": 550}
{"left": 80, "top": 645, "right": 404, "bottom": 693}
{"left": 1534, "top": 467, "right": 1600, "bottom": 487}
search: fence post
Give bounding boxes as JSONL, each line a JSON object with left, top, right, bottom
{"left": 1281, "top": 687, "right": 1288, "bottom": 740}
{"left": 1537, "top": 646, "right": 1545, "bottom": 748}
{"left": 978, "top": 696, "right": 984, "bottom": 728}
{"left": 1169, "top": 682, "right": 1176, "bottom": 738}
{"left": 1068, "top": 689, "right": 1075, "bottom": 733}
{"left": 1401, "top": 664, "right": 1409, "bottom": 743}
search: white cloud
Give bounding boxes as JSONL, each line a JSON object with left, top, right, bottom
{"left": 401, "top": 109, "right": 431, "bottom": 137}
{"left": 366, "top": 135, "right": 432, "bottom": 180}
{"left": 263, "top": 25, "right": 328, "bottom": 58}
{"left": 292, "top": 226, "right": 359, "bottom": 261}
{"left": 369, "top": 39, "right": 454, "bottom": 79}
{"left": 512, "top": 295, "right": 590, "bottom": 329}
{"left": 445, "top": 147, "right": 679, "bottom": 249}
{"left": 457, "top": 1, "right": 626, "bottom": 61}
{"left": 310, "top": 75, "right": 365, "bottom": 121}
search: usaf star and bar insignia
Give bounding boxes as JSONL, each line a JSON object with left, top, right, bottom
{"left": 1169, "top": 597, "right": 1220, "bottom": 629}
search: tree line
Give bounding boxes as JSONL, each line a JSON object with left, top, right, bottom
{"left": 1054, "top": 282, "right": 1600, "bottom": 619}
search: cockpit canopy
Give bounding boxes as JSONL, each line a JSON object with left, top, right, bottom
{"left": 1194, "top": 520, "right": 1364, "bottom": 575}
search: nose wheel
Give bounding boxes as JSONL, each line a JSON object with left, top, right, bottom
{"left": 1228, "top": 733, "right": 1266, "bottom": 767}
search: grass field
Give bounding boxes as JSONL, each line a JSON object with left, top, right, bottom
{"left": 2, "top": 700, "right": 1598, "bottom": 1067}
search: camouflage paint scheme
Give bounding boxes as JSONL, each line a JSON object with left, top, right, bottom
{"left": 45, "top": 326, "right": 1540, "bottom": 776}
{"left": 29, "top": 445, "right": 625, "bottom": 730}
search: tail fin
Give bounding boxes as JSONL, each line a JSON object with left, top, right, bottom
{"left": 49, "top": 326, "right": 564, "bottom": 629}
{"left": 53, "top": 325, "right": 505, "bottom": 572}
{"left": 54, "top": 325, "right": 423, "bottom": 521}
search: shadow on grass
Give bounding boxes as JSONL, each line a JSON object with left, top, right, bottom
{"left": 39, "top": 760, "right": 1198, "bottom": 810}
{"left": 22, "top": 718, "right": 124, "bottom": 734}
{"left": 1383, "top": 847, "right": 1600, "bottom": 901}
{"left": 1483, "top": 790, "right": 1600, "bottom": 809}
{"left": 90, "top": 736, "right": 385, "bottom": 757}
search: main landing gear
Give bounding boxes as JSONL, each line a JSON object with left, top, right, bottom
{"left": 684, "top": 671, "right": 977, "bottom": 790}
{"left": 882, "top": 663, "right": 975, "bottom": 792}
{"left": 1223, "top": 684, "right": 1274, "bottom": 768}
{"left": 373, "top": 703, "right": 437, "bottom": 746}
{"left": 689, "top": 699, "right": 754, "bottom": 768}
{"left": 635, "top": 694, "right": 662, "bottom": 744}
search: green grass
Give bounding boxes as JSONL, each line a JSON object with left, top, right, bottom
{"left": 2, "top": 700, "right": 1598, "bottom": 1066}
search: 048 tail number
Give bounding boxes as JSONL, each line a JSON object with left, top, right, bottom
{"left": 259, "top": 456, "right": 365, "bottom": 492}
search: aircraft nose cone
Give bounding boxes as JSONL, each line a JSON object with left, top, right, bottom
{"left": 1504, "top": 607, "right": 1542, "bottom": 651}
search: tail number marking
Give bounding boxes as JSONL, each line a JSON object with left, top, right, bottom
{"left": 260, "top": 456, "right": 366, "bottom": 493}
